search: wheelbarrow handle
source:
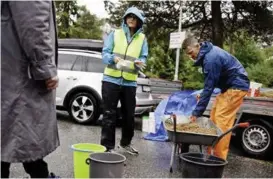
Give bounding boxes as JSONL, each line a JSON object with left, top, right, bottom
{"left": 211, "top": 122, "right": 250, "bottom": 148}
{"left": 238, "top": 122, "right": 250, "bottom": 128}
{"left": 172, "top": 114, "right": 177, "bottom": 143}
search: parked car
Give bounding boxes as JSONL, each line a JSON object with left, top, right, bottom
{"left": 56, "top": 48, "right": 155, "bottom": 124}
{"left": 58, "top": 38, "right": 103, "bottom": 52}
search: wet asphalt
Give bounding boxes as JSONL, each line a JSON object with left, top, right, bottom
{"left": 9, "top": 111, "right": 273, "bottom": 178}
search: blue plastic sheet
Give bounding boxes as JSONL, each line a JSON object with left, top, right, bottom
{"left": 143, "top": 89, "right": 221, "bottom": 142}
{"left": 143, "top": 99, "right": 169, "bottom": 142}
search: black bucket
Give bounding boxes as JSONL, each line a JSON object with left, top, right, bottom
{"left": 180, "top": 152, "right": 228, "bottom": 178}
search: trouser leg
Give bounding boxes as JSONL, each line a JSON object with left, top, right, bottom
{"left": 120, "top": 85, "right": 136, "bottom": 146}
{"left": 208, "top": 90, "right": 247, "bottom": 159}
{"left": 1, "top": 161, "right": 11, "bottom": 178}
{"left": 22, "top": 159, "right": 49, "bottom": 178}
{"left": 100, "top": 81, "right": 121, "bottom": 150}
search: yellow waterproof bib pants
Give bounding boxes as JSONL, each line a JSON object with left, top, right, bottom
{"left": 208, "top": 89, "right": 248, "bottom": 160}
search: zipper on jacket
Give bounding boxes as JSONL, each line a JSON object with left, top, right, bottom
{"left": 124, "top": 33, "right": 136, "bottom": 60}
{"left": 121, "top": 38, "right": 134, "bottom": 84}
{"left": 123, "top": 41, "right": 132, "bottom": 61}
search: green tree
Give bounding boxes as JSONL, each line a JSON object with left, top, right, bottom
{"left": 262, "top": 46, "right": 273, "bottom": 60}
{"left": 56, "top": 1, "right": 104, "bottom": 39}
{"left": 55, "top": 1, "right": 80, "bottom": 38}
{"left": 224, "top": 30, "right": 267, "bottom": 68}
{"left": 179, "top": 54, "right": 204, "bottom": 89}
{"left": 224, "top": 31, "right": 273, "bottom": 87}
{"left": 144, "top": 39, "right": 175, "bottom": 78}
{"left": 104, "top": 1, "right": 273, "bottom": 47}
{"left": 70, "top": 6, "right": 104, "bottom": 39}
{"left": 246, "top": 59, "right": 273, "bottom": 87}
{"left": 144, "top": 39, "right": 204, "bottom": 89}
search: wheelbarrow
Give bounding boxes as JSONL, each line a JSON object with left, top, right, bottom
{"left": 165, "top": 114, "right": 250, "bottom": 176}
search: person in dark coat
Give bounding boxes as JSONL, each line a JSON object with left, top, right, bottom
{"left": 1, "top": 1, "right": 59, "bottom": 177}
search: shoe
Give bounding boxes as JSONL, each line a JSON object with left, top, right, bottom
{"left": 48, "top": 172, "right": 60, "bottom": 178}
{"left": 118, "top": 145, "right": 139, "bottom": 155}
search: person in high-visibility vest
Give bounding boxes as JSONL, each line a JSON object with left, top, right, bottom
{"left": 100, "top": 7, "right": 148, "bottom": 155}
{"left": 182, "top": 36, "right": 250, "bottom": 160}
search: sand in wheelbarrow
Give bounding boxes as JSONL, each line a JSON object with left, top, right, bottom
{"left": 165, "top": 122, "right": 217, "bottom": 135}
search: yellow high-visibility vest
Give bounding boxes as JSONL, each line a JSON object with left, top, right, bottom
{"left": 104, "top": 28, "right": 145, "bottom": 81}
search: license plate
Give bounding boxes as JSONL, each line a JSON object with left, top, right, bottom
{"left": 142, "top": 86, "right": 151, "bottom": 92}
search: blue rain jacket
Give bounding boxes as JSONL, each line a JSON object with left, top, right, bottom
{"left": 192, "top": 42, "right": 250, "bottom": 117}
{"left": 102, "top": 7, "right": 148, "bottom": 87}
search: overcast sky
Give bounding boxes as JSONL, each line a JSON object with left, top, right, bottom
{"left": 77, "top": 0, "right": 118, "bottom": 18}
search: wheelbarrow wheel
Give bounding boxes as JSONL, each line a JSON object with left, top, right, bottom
{"left": 170, "top": 167, "right": 173, "bottom": 173}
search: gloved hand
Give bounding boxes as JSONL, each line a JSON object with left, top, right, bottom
{"left": 116, "top": 59, "right": 134, "bottom": 70}
{"left": 115, "top": 58, "right": 125, "bottom": 70}
{"left": 134, "top": 60, "right": 146, "bottom": 71}
{"left": 114, "top": 56, "right": 122, "bottom": 64}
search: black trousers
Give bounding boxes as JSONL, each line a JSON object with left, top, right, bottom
{"left": 1, "top": 159, "right": 49, "bottom": 178}
{"left": 100, "top": 81, "right": 136, "bottom": 150}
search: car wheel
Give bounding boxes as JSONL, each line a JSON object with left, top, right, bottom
{"left": 68, "top": 92, "right": 99, "bottom": 124}
{"left": 241, "top": 121, "right": 272, "bottom": 158}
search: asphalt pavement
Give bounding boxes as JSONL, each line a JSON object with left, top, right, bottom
{"left": 9, "top": 111, "right": 273, "bottom": 178}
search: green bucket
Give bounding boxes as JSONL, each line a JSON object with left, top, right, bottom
{"left": 71, "top": 143, "right": 106, "bottom": 178}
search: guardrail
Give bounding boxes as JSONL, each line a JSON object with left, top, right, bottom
{"left": 150, "top": 78, "right": 182, "bottom": 104}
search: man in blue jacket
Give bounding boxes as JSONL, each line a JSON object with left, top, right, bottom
{"left": 182, "top": 36, "right": 250, "bottom": 160}
{"left": 100, "top": 7, "right": 148, "bottom": 155}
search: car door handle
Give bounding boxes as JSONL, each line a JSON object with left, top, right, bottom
{"left": 67, "top": 76, "right": 77, "bottom": 80}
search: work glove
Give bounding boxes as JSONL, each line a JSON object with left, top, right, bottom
{"left": 115, "top": 58, "right": 124, "bottom": 70}
{"left": 114, "top": 56, "right": 122, "bottom": 64}
{"left": 116, "top": 59, "right": 134, "bottom": 71}
{"left": 134, "top": 60, "right": 146, "bottom": 71}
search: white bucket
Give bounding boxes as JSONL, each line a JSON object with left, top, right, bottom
{"left": 248, "top": 82, "right": 262, "bottom": 97}
{"left": 142, "top": 112, "right": 156, "bottom": 133}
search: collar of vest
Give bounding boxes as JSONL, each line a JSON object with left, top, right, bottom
{"left": 112, "top": 29, "right": 145, "bottom": 60}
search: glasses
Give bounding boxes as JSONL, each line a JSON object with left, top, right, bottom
{"left": 127, "top": 14, "right": 138, "bottom": 20}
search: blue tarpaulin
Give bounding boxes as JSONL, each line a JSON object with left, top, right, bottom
{"left": 143, "top": 89, "right": 221, "bottom": 142}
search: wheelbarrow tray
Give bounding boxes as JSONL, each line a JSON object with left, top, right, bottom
{"left": 166, "top": 119, "right": 223, "bottom": 146}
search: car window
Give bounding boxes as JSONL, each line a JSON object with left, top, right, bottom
{"left": 58, "top": 53, "right": 77, "bottom": 70}
{"left": 85, "top": 57, "right": 106, "bottom": 73}
{"left": 71, "top": 56, "right": 84, "bottom": 71}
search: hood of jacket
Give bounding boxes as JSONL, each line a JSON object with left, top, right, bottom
{"left": 121, "top": 7, "right": 145, "bottom": 37}
{"left": 194, "top": 41, "right": 213, "bottom": 66}
{"left": 123, "top": 7, "right": 145, "bottom": 24}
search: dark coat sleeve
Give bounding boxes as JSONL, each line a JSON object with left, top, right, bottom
{"left": 9, "top": 1, "right": 57, "bottom": 80}
{"left": 192, "top": 54, "right": 222, "bottom": 117}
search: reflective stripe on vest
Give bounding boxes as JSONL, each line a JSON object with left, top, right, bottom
{"left": 104, "top": 29, "right": 145, "bottom": 81}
